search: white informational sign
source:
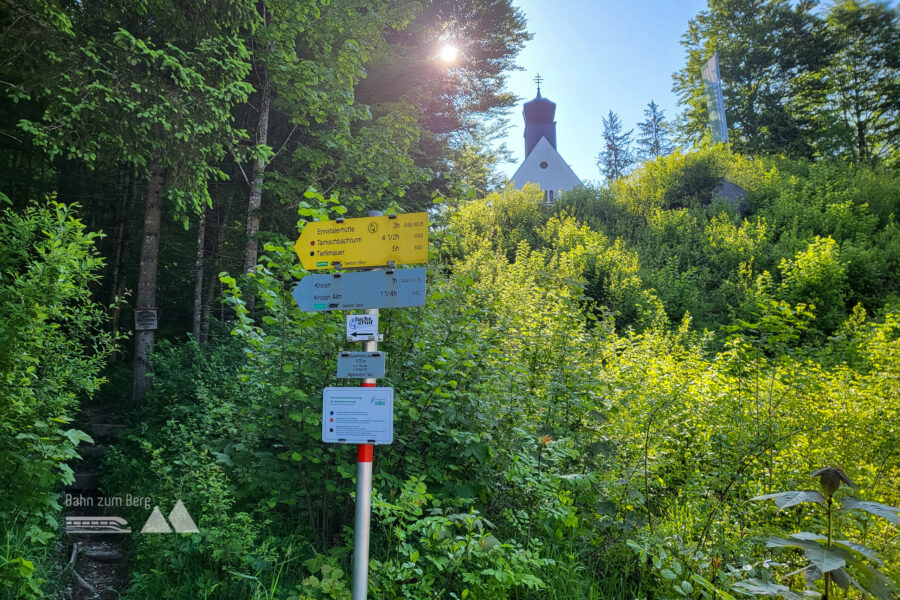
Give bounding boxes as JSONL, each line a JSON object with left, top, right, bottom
{"left": 322, "top": 387, "right": 394, "bottom": 445}
{"left": 346, "top": 313, "right": 379, "bottom": 341}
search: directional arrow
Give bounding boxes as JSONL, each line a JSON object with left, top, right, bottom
{"left": 294, "top": 213, "right": 428, "bottom": 270}
{"left": 292, "top": 268, "right": 426, "bottom": 312}
{"left": 347, "top": 331, "right": 384, "bottom": 342}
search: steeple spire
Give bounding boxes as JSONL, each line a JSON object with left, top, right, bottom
{"left": 522, "top": 77, "right": 556, "bottom": 157}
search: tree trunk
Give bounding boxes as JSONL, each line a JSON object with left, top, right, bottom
{"left": 132, "top": 163, "right": 165, "bottom": 404}
{"left": 192, "top": 202, "right": 207, "bottom": 340}
{"left": 200, "top": 201, "right": 227, "bottom": 346}
{"left": 856, "top": 114, "right": 868, "bottom": 163}
{"left": 108, "top": 166, "right": 136, "bottom": 362}
{"left": 242, "top": 64, "right": 271, "bottom": 275}
{"left": 200, "top": 261, "right": 218, "bottom": 346}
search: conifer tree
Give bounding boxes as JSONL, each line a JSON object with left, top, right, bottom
{"left": 636, "top": 100, "right": 675, "bottom": 161}
{"left": 597, "top": 110, "right": 635, "bottom": 181}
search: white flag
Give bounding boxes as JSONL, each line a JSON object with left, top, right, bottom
{"left": 701, "top": 51, "right": 729, "bottom": 144}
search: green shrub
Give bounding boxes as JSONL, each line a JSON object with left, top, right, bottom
{"left": 0, "top": 196, "right": 117, "bottom": 599}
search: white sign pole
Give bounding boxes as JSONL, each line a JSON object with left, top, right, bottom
{"left": 352, "top": 307, "right": 378, "bottom": 600}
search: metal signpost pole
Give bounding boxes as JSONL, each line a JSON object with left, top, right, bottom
{"left": 352, "top": 306, "right": 378, "bottom": 600}
{"left": 294, "top": 210, "right": 427, "bottom": 600}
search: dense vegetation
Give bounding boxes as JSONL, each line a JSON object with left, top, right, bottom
{"left": 0, "top": 0, "right": 898, "bottom": 599}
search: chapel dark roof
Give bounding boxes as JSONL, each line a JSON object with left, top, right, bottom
{"left": 523, "top": 89, "right": 556, "bottom": 124}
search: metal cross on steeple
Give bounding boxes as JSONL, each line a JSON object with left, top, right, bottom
{"left": 534, "top": 73, "right": 543, "bottom": 96}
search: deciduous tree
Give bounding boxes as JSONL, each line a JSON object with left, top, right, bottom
{"left": 673, "top": 0, "right": 828, "bottom": 156}
{"left": 792, "top": 0, "right": 899, "bottom": 164}
{"left": 12, "top": 0, "right": 258, "bottom": 402}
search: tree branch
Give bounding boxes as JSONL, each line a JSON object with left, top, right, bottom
{"left": 230, "top": 150, "right": 251, "bottom": 188}
{"left": 271, "top": 124, "right": 298, "bottom": 162}
{"left": 2, "top": 0, "right": 46, "bottom": 30}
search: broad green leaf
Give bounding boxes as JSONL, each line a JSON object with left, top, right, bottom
{"left": 845, "top": 558, "right": 895, "bottom": 600}
{"left": 802, "top": 544, "right": 845, "bottom": 574}
{"left": 13, "top": 558, "right": 35, "bottom": 577}
{"left": 810, "top": 467, "right": 855, "bottom": 497}
{"left": 790, "top": 532, "right": 824, "bottom": 541}
{"left": 841, "top": 497, "right": 900, "bottom": 524}
{"left": 767, "top": 536, "right": 846, "bottom": 573}
{"left": 766, "top": 536, "right": 810, "bottom": 550}
{"left": 692, "top": 574, "right": 736, "bottom": 600}
{"left": 732, "top": 578, "right": 803, "bottom": 600}
{"left": 783, "top": 565, "right": 814, "bottom": 580}
{"left": 63, "top": 428, "right": 93, "bottom": 446}
{"left": 480, "top": 534, "right": 500, "bottom": 549}
{"left": 831, "top": 540, "right": 884, "bottom": 565}
{"left": 830, "top": 567, "right": 850, "bottom": 592}
{"left": 752, "top": 490, "right": 825, "bottom": 509}
{"left": 803, "top": 566, "right": 822, "bottom": 584}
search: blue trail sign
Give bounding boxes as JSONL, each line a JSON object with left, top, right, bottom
{"left": 292, "top": 268, "right": 426, "bottom": 312}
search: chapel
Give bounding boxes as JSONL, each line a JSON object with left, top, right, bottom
{"left": 509, "top": 77, "right": 582, "bottom": 200}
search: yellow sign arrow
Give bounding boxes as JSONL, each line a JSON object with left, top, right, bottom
{"left": 294, "top": 213, "right": 429, "bottom": 270}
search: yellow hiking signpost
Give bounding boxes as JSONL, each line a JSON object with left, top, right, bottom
{"left": 294, "top": 213, "right": 428, "bottom": 270}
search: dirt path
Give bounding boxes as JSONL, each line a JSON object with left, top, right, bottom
{"left": 62, "top": 405, "right": 129, "bottom": 600}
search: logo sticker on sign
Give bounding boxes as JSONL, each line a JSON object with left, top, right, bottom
{"left": 346, "top": 314, "right": 380, "bottom": 342}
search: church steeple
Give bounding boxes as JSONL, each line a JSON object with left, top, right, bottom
{"left": 510, "top": 74, "right": 582, "bottom": 197}
{"left": 523, "top": 74, "right": 557, "bottom": 157}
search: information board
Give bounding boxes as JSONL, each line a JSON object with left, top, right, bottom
{"left": 322, "top": 387, "right": 393, "bottom": 444}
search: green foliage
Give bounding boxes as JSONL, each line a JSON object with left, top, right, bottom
{"left": 13, "top": 0, "right": 256, "bottom": 220}
{"left": 553, "top": 149, "right": 900, "bottom": 333}
{"left": 673, "top": 0, "right": 826, "bottom": 156}
{"left": 673, "top": 0, "right": 899, "bottom": 165}
{"left": 369, "top": 478, "right": 549, "bottom": 598}
{"left": 792, "top": 0, "right": 900, "bottom": 165}
{"left": 101, "top": 336, "right": 278, "bottom": 599}
{"left": 744, "top": 467, "right": 899, "bottom": 600}
{"left": 0, "top": 198, "right": 117, "bottom": 599}
{"left": 448, "top": 183, "right": 549, "bottom": 260}
{"left": 101, "top": 151, "right": 900, "bottom": 600}
{"left": 778, "top": 237, "right": 848, "bottom": 331}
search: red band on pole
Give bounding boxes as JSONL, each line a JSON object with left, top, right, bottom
{"left": 357, "top": 443, "right": 373, "bottom": 462}
{"left": 359, "top": 379, "right": 375, "bottom": 461}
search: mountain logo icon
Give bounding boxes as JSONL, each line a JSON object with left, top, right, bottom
{"left": 140, "top": 500, "right": 199, "bottom": 534}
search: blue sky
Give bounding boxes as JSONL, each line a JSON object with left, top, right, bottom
{"left": 497, "top": 0, "right": 709, "bottom": 184}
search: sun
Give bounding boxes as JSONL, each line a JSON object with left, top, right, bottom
{"left": 438, "top": 43, "right": 459, "bottom": 63}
